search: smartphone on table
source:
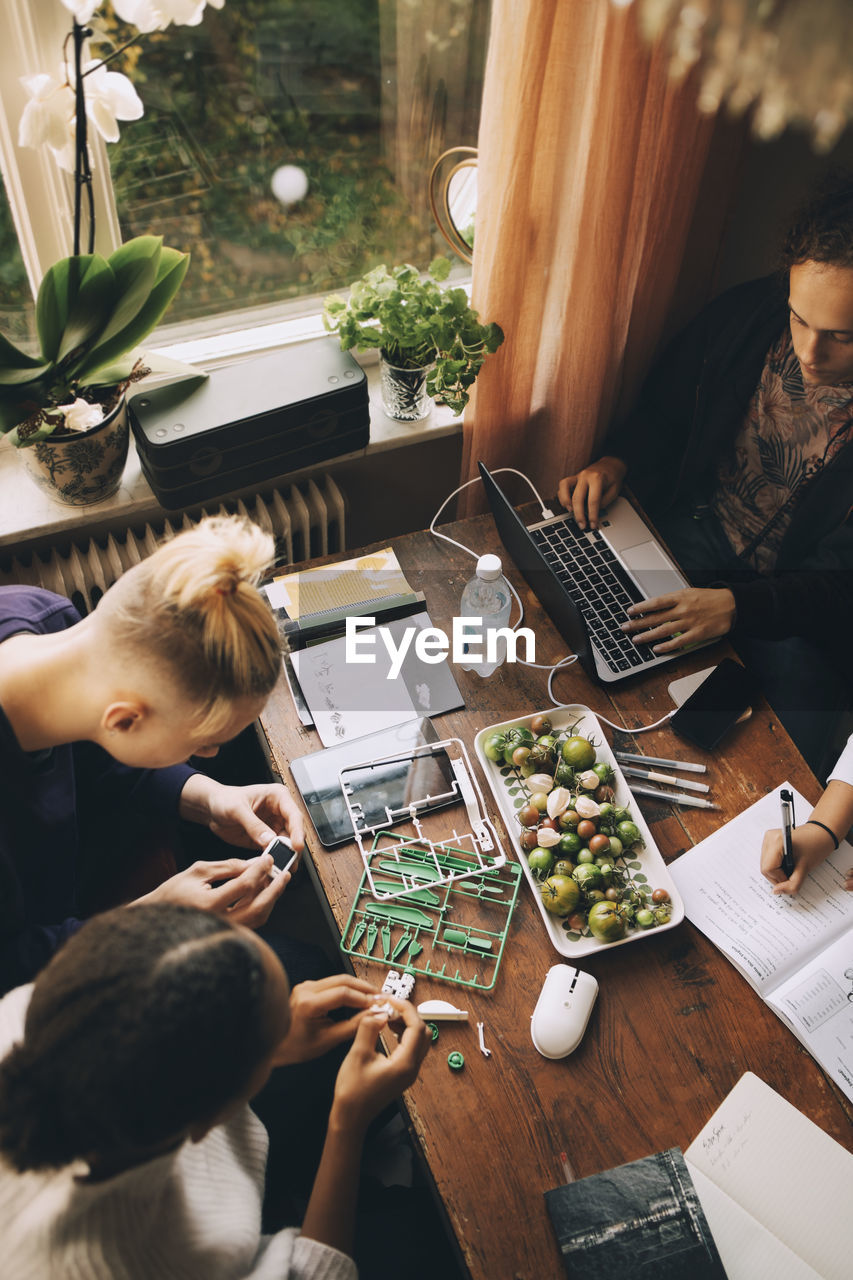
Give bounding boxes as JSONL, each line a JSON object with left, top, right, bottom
{"left": 669, "top": 658, "right": 754, "bottom": 752}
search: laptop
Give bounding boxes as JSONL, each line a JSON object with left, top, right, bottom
{"left": 478, "top": 461, "right": 698, "bottom": 684}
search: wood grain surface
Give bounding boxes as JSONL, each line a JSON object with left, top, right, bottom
{"left": 258, "top": 513, "right": 853, "bottom": 1280}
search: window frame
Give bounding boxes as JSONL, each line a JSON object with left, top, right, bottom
{"left": 0, "top": 0, "right": 473, "bottom": 365}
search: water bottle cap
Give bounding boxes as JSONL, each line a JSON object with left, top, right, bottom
{"left": 475, "top": 553, "right": 503, "bottom": 581}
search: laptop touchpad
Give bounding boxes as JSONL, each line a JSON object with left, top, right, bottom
{"left": 620, "top": 543, "right": 686, "bottom": 598}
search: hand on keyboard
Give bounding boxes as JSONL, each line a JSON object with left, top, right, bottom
{"left": 621, "top": 587, "right": 737, "bottom": 652}
{"left": 557, "top": 456, "right": 627, "bottom": 530}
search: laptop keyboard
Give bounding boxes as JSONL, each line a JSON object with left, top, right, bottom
{"left": 531, "top": 519, "right": 659, "bottom": 672}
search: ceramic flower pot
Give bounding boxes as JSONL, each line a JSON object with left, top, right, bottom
{"left": 379, "top": 355, "right": 432, "bottom": 422}
{"left": 20, "top": 397, "right": 129, "bottom": 506}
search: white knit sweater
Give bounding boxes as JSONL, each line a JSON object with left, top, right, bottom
{"left": 0, "top": 985, "right": 357, "bottom": 1280}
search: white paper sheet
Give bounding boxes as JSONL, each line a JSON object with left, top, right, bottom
{"left": 670, "top": 784, "right": 853, "bottom": 995}
{"left": 685, "top": 1073, "right": 853, "bottom": 1280}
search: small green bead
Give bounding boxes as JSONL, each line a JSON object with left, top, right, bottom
{"left": 447, "top": 1050, "right": 465, "bottom": 1071}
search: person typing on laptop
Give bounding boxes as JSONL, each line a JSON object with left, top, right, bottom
{"left": 557, "top": 174, "right": 853, "bottom": 778}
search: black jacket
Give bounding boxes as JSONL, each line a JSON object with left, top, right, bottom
{"left": 606, "top": 275, "right": 853, "bottom": 655}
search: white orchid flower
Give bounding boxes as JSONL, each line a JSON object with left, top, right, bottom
{"left": 57, "top": 399, "right": 105, "bottom": 432}
{"left": 112, "top": 0, "right": 224, "bottom": 32}
{"left": 18, "top": 73, "right": 76, "bottom": 171}
{"left": 60, "top": 0, "right": 101, "bottom": 22}
{"left": 79, "top": 60, "right": 143, "bottom": 143}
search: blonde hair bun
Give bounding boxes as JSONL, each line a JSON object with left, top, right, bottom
{"left": 100, "top": 515, "right": 282, "bottom": 731}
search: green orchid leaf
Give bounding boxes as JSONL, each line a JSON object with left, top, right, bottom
{"left": 0, "top": 330, "right": 47, "bottom": 370}
{"left": 36, "top": 255, "right": 95, "bottom": 362}
{"left": 90, "top": 237, "right": 163, "bottom": 350}
{"left": 83, "top": 354, "right": 139, "bottom": 387}
{"left": 56, "top": 255, "right": 116, "bottom": 362}
{"left": 75, "top": 249, "right": 189, "bottom": 380}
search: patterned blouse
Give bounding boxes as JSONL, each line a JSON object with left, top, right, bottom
{"left": 711, "top": 327, "right": 853, "bottom": 572}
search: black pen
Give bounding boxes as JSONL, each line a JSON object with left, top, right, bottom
{"left": 780, "top": 788, "right": 795, "bottom": 878}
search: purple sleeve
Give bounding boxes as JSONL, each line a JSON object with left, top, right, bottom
{"left": 74, "top": 745, "right": 196, "bottom": 818}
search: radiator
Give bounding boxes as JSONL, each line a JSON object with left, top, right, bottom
{"left": 0, "top": 475, "right": 347, "bottom": 616}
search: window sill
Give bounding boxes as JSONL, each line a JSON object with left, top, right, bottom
{"left": 0, "top": 337, "right": 462, "bottom": 554}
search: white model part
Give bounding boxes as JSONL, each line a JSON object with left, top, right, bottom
{"left": 417, "top": 999, "right": 469, "bottom": 1021}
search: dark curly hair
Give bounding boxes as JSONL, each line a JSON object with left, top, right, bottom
{"left": 0, "top": 905, "right": 279, "bottom": 1172}
{"left": 780, "top": 170, "right": 853, "bottom": 271}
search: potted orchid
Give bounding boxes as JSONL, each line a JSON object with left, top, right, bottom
{"left": 0, "top": 1, "right": 222, "bottom": 505}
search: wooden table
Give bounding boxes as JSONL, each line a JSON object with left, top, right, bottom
{"left": 258, "top": 513, "right": 853, "bottom": 1280}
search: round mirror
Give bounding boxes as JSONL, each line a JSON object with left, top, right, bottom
{"left": 429, "top": 147, "right": 478, "bottom": 264}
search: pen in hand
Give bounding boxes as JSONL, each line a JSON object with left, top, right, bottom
{"left": 780, "top": 789, "right": 795, "bottom": 879}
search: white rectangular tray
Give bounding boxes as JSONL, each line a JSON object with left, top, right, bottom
{"left": 474, "top": 704, "right": 684, "bottom": 957}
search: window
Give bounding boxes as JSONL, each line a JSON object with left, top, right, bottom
{"left": 0, "top": 175, "right": 32, "bottom": 347}
{"left": 1, "top": 1, "right": 490, "bottom": 339}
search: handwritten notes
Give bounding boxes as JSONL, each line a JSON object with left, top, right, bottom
{"left": 670, "top": 783, "right": 853, "bottom": 992}
{"left": 670, "top": 785, "right": 853, "bottom": 1102}
{"left": 685, "top": 1073, "right": 853, "bottom": 1280}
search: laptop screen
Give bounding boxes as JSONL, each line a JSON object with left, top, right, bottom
{"left": 477, "top": 462, "right": 596, "bottom": 680}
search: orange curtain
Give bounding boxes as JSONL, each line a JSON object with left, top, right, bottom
{"left": 459, "top": 0, "right": 741, "bottom": 513}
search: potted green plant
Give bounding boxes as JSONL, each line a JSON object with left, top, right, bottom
{"left": 323, "top": 257, "right": 504, "bottom": 421}
{"left": 0, "top": 237, "right": 189, "bottom": 504}
{"left": 1, "top": 1, "right": 218, "bottom": 504}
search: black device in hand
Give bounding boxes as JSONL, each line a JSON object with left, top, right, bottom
{"left": 670, "top": 658, "right": 753, "bottom": 752}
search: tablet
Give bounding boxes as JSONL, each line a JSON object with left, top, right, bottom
{"left": 290, "top": 717, "right": 456, "bottom": 848}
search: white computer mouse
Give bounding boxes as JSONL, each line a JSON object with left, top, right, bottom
{"left": 530, "top": 963, "right": 598, "bottom": 1059}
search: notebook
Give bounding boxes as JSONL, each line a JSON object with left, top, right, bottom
{"left": 478, "top": 461, "right": 699, "bottom": 684}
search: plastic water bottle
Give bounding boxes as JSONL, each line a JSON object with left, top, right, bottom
{"left": 458, "top": 554, "right": 513, "bottom": 677}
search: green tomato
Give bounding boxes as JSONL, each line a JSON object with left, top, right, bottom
{"left": 503, "top": 726, "right": 534, "bottom": 765}
{"left": 482, "top": 732, "right": 506, "bottom": 762}
{"left": 541, "top": 874, "right": 581, "bottom": 916}
{"left": 561, "top": 736, "right": 596, "bottom": 771}
{"left": 558, "top": 832, "right": 583, "bottom": 857}
{"left": 616, "top": 820, "right": 642, "bottom": 847}
{"left": 527, "top": 847, "right": 554, "bottom": 881}
{"left": 573, "top": 863, "right": 604, "bottom": 893}
{"left": 587, "top": 900, "right": 629, "bottom": 943}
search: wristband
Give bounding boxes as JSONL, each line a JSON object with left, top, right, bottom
{"left": 805, "top": 819, "right": 839, "bottom": 850}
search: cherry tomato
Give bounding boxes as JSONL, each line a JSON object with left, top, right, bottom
{"left": 518, "top": 804, "right": 539, "bottom": 828}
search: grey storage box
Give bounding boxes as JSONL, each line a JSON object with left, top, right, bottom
{"left": 129, "top": 339, "right": 369, "bottom": 509}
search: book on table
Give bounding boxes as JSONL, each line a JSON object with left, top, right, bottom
{"left": 262, "top": 546, "right": 464, "bottom": 746}
{"left": 668, "top": 782, "right": 853, "bottom": 1105}
{"left": 545, "top": 1072, "right": 853, "bottom": 1280}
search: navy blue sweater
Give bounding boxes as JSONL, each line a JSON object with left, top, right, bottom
{"left": 606, "top": 275, "right": 853, "bottom": 656}
{"left": 0, "top": 586, "right": 194, "bottom": 992}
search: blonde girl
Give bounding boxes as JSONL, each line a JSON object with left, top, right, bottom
{"left": 0, "top": 515, "right": 304, "bottom": 991}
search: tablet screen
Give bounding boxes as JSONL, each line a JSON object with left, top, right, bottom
{"left": 290, "top": 717, "right": 456, "bottom": 848}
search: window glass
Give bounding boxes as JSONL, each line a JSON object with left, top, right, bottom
{"left": 0, "top": 174, "right": 34, "bottom": 347}
{"left": 106, "top": 0, "right": 490, "bottom": 326}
